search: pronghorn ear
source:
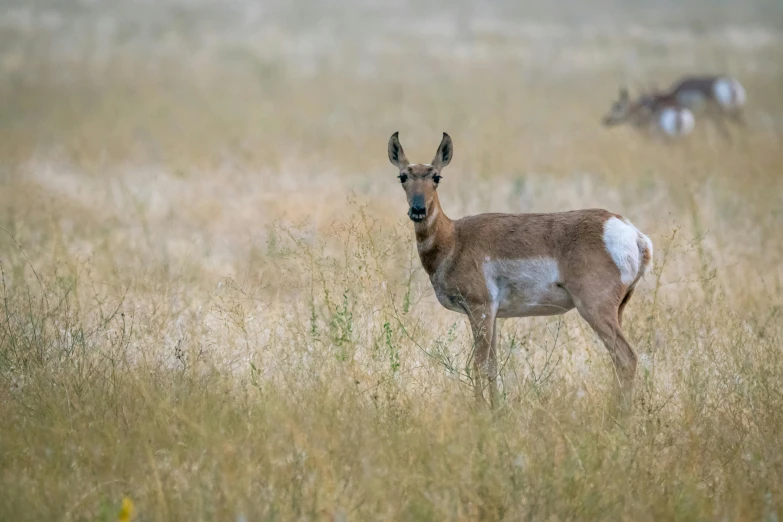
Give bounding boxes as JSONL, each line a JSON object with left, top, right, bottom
{"left": 431, "top": 132, "right": 453, "bottom": 169}
{"left": 388, "top": 132, "right": 409, "bottom": 170}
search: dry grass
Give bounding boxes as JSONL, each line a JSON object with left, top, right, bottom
{"left": 1, "top": 1, "right": 782, "bottom": 520}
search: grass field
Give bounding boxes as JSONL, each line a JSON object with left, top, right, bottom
{"left": 1, "top": 1, "right": 782, "bottom": 520}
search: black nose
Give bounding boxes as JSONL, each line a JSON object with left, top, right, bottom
{"left": 408, "top": 204, "right": 426, "bottom": 222}
{"left": 409, "top": 195, "right": 426, "bottom": 222}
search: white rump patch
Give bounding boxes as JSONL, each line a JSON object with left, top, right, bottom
{"left": 639, "top": 232, "right": 653, "bottom": 277}
{"left": 659, "top": 107, "right": 694, "bottom": 137}
{"left": 732, "top": 80, "right": 747, "bottom": 107}
{"left": 482, "top": 257, "right": 573, "bottom": 317}
{"left": 714, "top": 78, "right": 746, "bottom": 110}
{"left": 603, "top": 217, "right": 649, "bottom": 285}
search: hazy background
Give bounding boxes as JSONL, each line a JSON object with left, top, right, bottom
{"left": 1, "top": 1, "right": 782, "bottom": 520}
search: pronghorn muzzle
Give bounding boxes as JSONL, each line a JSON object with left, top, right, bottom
{"left": 408, "top": 194, "right": 426, "bottom": 222}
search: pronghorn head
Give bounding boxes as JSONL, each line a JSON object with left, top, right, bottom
{"left": 388, "top": 132, "right": 453, "bottom": 223}
{"left": 602, "top": 87, "right": 634, "bottom": 126}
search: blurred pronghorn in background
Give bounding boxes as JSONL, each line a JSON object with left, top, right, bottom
{"left": 666, "top": 75, "right": 747, "bottom": 138}
{"left": 604, "top": 75, "right": 747, "bottom": 140}
{"left": 664, "top": 75, "right": 747, "bottom": 121}
{"left": 603, "top": 87, "right": 696, "bottom": 139}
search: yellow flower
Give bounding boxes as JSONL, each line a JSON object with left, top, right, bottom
{"left": 117, "top": 497, "right": 135, "bottom": 522}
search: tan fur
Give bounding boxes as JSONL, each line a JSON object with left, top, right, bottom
{"left": 668, "top": 75, "right": 747, "bottom": 137}
{"left": 669, "top": 76, "right": 742, "bottom": 108}
{"left": 609, "top": 76, "right": 747, "bottom": 139}
{"left": 388, "top": 133, "right": 653, "bottom": 409}
{"left": 602, "top": 87, "right": 689, "bottom": 137}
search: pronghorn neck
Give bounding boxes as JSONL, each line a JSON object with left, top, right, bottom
{"left": 413, "top": 193, "right": 454, "bottom": 277}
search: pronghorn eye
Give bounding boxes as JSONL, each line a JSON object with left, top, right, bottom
{"left": 433, "top": 174, "right": 442, "bottom": 183}
{"left": 398, "top": 173, "right": 408, "bottom": 183}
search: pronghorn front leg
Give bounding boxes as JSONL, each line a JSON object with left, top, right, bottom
{"left": 467, "top": 305, "right": 498, "bottom": 409}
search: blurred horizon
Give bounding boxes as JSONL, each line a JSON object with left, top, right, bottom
{"left": 2, "top": 2, "right": 782, "bottom": 520}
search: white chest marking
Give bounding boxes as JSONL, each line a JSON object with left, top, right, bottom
{"left": 417, "top": 207, "right": 440, "bottom": 253}
{"left": 431, "top": 250, "right": 461, "bottom": 313}
{"left": 482, "top": 257, "right": 573, "bottom": 318}
{"left": 418, "top": 235, "right": 435, "bottom": 252}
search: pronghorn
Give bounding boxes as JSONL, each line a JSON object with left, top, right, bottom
{"left": 603, "top": 87, "right": 695, "bottom": 138}
{"left": 665, "top": 75, "right": 746, "bottom": 119}
{"left": 388, "top": 132, "right": 653, "bottom": 408}
{"left": 662, "top": 75, "right": 747, "bottom": 137}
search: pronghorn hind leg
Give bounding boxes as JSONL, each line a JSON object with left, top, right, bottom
{"left": 573, "top": 295, "right": 637, "bottom": 407}
{"left": 489, "top": 318, "right": 500, "bottom": 407}
{"left": 729, "top": 109, "right": 746, "bottom": 126}
{"left": 716, "top": 117, "right": 733, "bottom": 142}
{"left": 617, "top": 286, "right": 636, "bottom": 328}
{"left": 467, "top": 305, "right": 498, "bottom": 409}
{"left": 707, "top": 106, "right": 733, "bottom": 142}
